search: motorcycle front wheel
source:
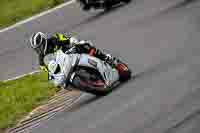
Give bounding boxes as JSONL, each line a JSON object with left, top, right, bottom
{"left": 78, "top": 0, "right": 91, "bottom": 11}
{"left": 121, "top": 0, "right": 131, "bottom": 3}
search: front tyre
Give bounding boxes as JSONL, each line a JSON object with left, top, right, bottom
{"left": 104, "top": 0, "right": 113, "bottom": 11}
{"left": 78, "top": 0, "right": 91, "bottom": 11}
{"left": 82, "top": 4, "right": 91, "bottom": 11}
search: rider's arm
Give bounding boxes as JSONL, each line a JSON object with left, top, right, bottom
{"left": 38, "top": 34, "right": 67, "bottom": 72}
{"left": 74, "top": 41, "right": 108, "bottom": 61}
{"left": 38, "top": 54, "right": 48, "bottom": 72}
{"left": 73, "top": 41, "right": 94, "bottom": 54}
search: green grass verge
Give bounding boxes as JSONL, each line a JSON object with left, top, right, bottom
{"left": 0, "top": 0, "right": 64, "bottom": 29}
{"left": 0, "top": 72, "right": 59, "bottom": 132}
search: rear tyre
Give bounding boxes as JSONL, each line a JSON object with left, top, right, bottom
{"left": 70, "top": 69, "right": 109, "bottom": 96}
{"left": 71, "top": 75, "right": 109, "bottom": 96}
{"left": 116, "top": 63, "right": 132, "bottom": 82}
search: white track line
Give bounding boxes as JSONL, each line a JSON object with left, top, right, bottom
{"left": 3, "top": 70, "right": 40, "bottom": 82}
{"left": 2, "top": 0, "right": 77, "bottom": 81}
{"left": 0, "top": 0, "right": 76, "bottom": 33}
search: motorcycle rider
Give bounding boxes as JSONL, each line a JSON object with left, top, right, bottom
{"left": 29, "top": 32, "right": 118, "bottom": 73}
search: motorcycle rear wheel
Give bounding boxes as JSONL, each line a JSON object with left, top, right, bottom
{"left": 116, "top": 62, "right": 132, "bottom": 82}
{"left": 70, "top": 68, "right": 110, "bottom": 96}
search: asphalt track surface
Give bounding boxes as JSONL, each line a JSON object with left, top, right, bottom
{"left": 1, "top": 0, "right": 200, "bottom": 132}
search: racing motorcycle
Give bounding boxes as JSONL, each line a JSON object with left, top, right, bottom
{"left": 48, "top": 48, "right": 132, "bottom": 96}
{"left": 77, "top": 0, "right": 131, "bottom": 11}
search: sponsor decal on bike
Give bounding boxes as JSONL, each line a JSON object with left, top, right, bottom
{"left": 88, "top": 58, "right": 97, "bottom": 67}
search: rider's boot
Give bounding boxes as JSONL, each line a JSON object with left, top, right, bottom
{"left": 90, "top": 47, "right": 131, "bottom": 82}
{"left": 92, "top": 48, "right": 119, "bottom": 67}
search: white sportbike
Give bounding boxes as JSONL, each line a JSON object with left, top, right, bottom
{"left": 47, "top": 49, "right": 132, "bottom": 96}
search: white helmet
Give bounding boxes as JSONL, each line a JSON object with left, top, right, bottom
{"left": 30, "top": 32, "right": 48, "bottom": 55}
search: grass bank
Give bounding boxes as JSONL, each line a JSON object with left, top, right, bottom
{"left": 0, "top": 0, "right": 64, "bottom": 29}
{"left": 0, "top": 72, "right": 59, "bottom": 132}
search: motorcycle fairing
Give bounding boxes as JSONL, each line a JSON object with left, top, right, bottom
{"left": 78, "top": 54, "right": 119, "bottom": 86}
{"left": 47, "top": 50, "right": 119, "bottom": 87}
{"left": 46, "top": 50, "right": 80, "bottom": 87}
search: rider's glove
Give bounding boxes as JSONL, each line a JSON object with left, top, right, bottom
{"left": 40, "top": 66, "right": 48, "bottom": 72}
